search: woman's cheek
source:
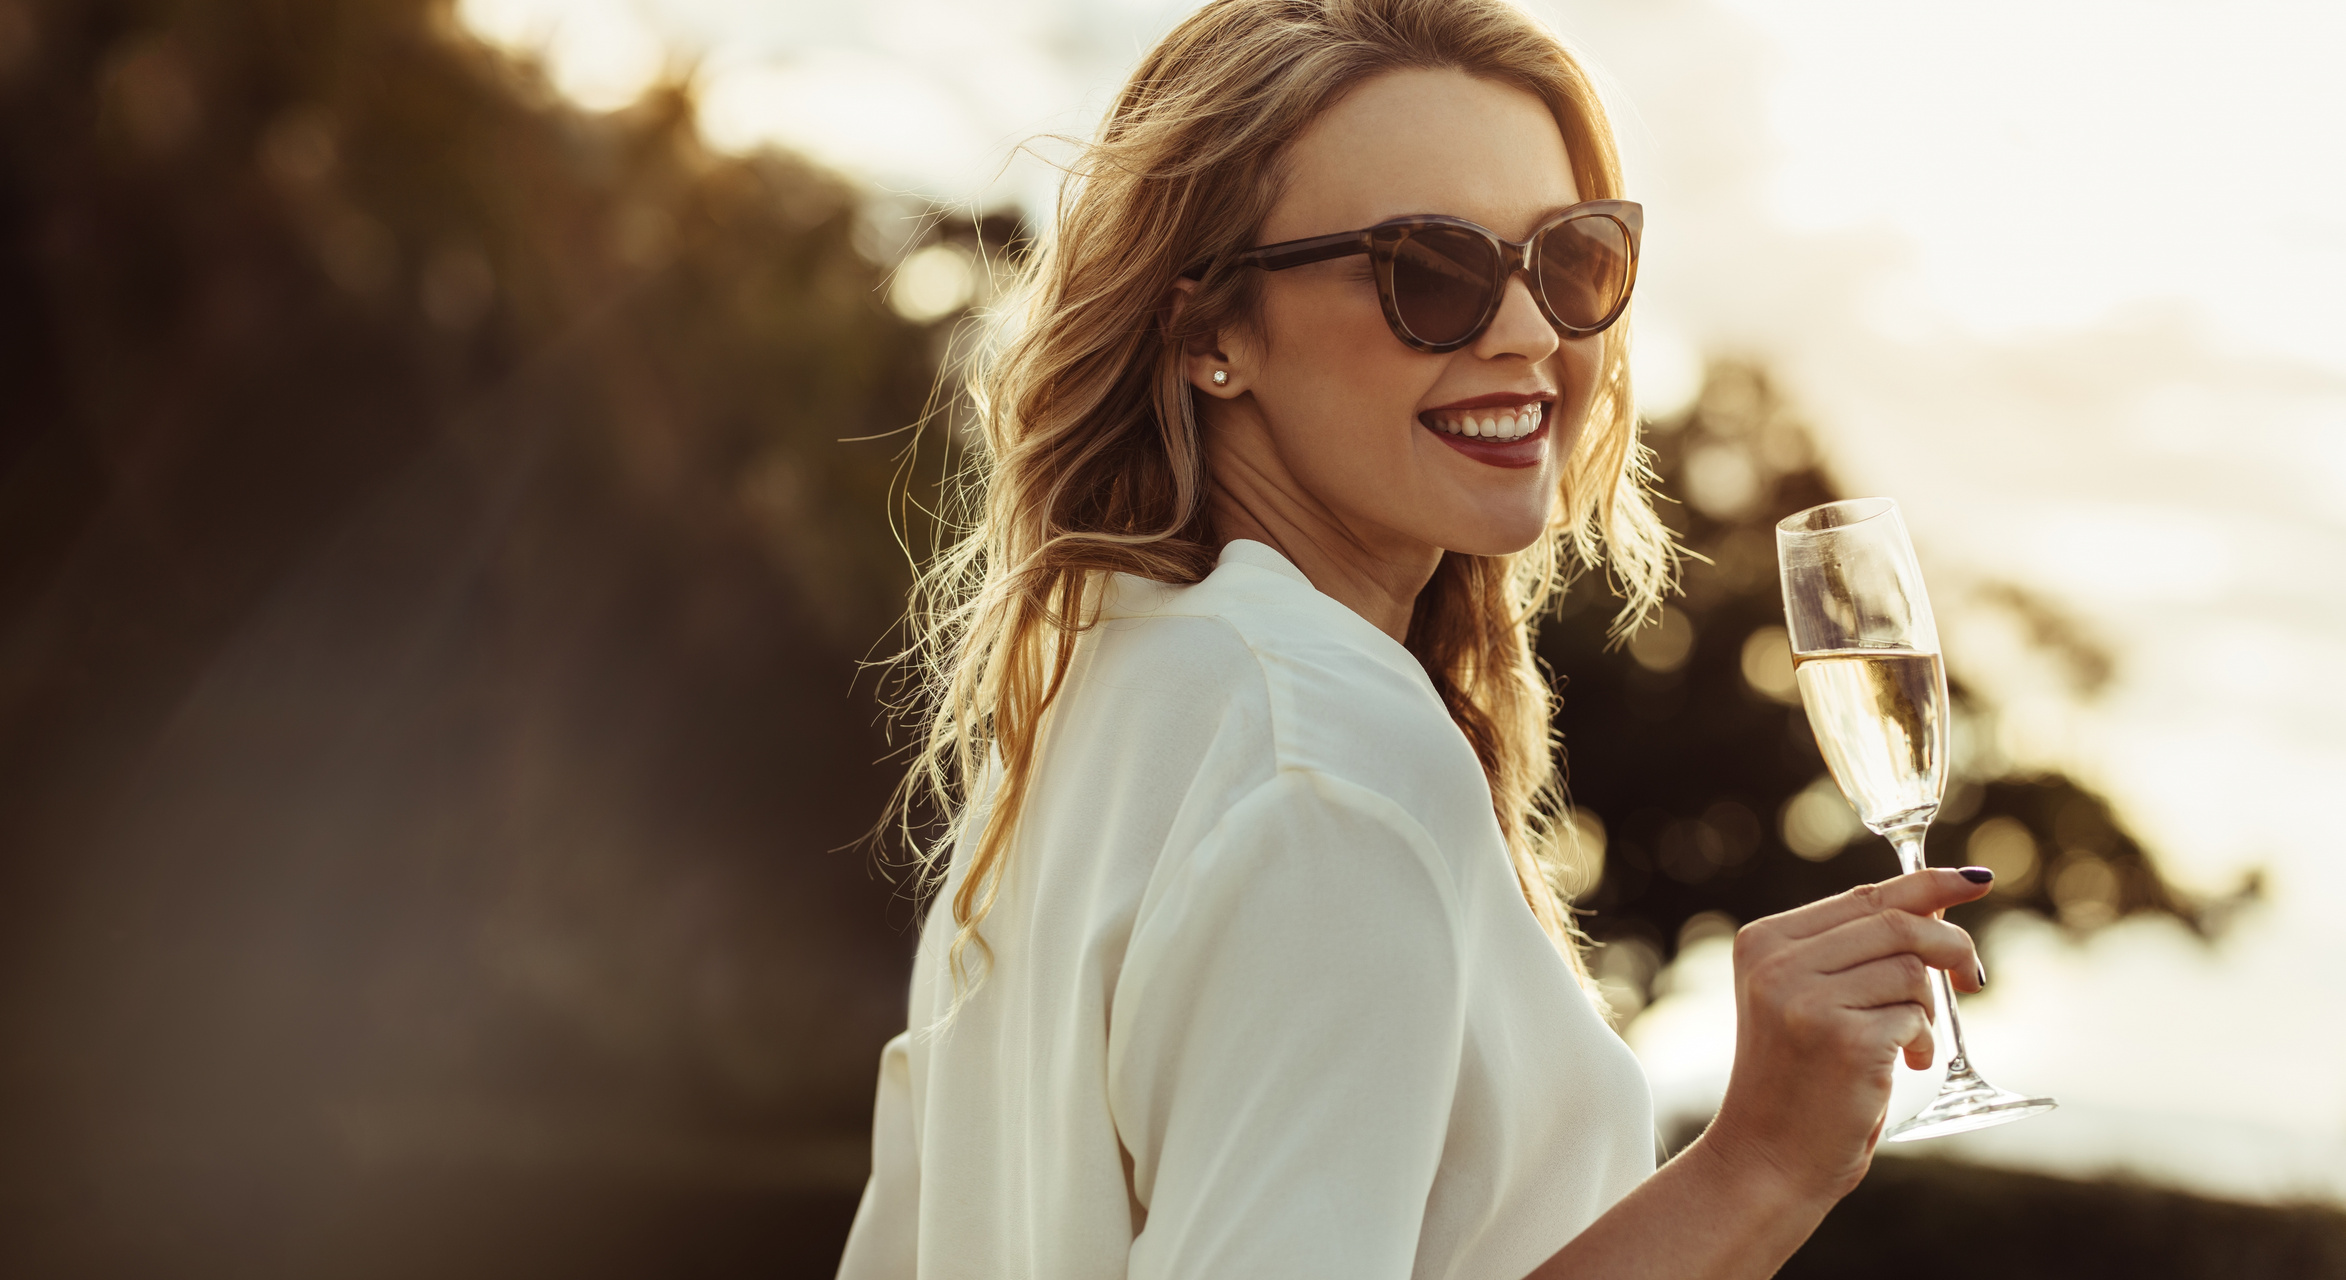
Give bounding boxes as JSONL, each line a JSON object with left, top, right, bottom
{"left": 1553, "top": 346, "right": 1601, "bottom": 437}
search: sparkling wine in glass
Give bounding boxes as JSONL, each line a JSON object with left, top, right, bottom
{"left": 1777, "top": 497, "right": 2056, "bottom": 1142}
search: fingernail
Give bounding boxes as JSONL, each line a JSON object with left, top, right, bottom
{"left": 1975, "top": 964, "right": 1988, "bottom": 987}
{"left": 1959, "top": 866, "right": 1995, "bottom": 884}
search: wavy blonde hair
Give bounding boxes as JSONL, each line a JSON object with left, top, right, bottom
{"left": 893, "top": 0, "right": 1677, "bottom": 1003}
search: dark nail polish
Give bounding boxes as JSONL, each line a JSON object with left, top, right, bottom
{"left": 1959, "top": 866, "right": 1995, "bottom": 884}
{"left": 1975, "top": 964, "right": 1988, "bottom": 987}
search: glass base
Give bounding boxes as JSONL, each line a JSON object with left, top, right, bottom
{"left": 1884, "top": 1065, "right": 2058, "bottom": 1143}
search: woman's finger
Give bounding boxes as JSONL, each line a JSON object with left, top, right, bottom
{"left": 1763, "top": 867, "right": 1993, "bottom": 941}
{"left": 1795, "top": 910, "right": 1983, "bottom": 991}
{"left": 1822, "top": 952, "right": 1937, "bottom": 1015}
{"left": 1860, "top": 1002, "right": 1937, "bottom": 1072}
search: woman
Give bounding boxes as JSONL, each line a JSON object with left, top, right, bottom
{"left": 840, "top": 0, "right": 1994, "bottom": 1275}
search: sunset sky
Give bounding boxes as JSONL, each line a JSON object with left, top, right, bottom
{"left": 456, "top": 0, "right": 2346, "bottom": 1203}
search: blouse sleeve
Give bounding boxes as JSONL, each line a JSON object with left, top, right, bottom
{"left": 835, "top": 1031, "right": 917, "bottom": 1280}
{"left": 1107, "top": 770, "right": 1469, "bottom": 1280}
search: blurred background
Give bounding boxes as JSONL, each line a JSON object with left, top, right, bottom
{"left": 2, "top": 0, "right": 2342, "bottom": 1276}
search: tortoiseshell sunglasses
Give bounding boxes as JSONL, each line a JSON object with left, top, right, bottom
{"left": 1218, "top": 199, "right": 1642, "bottom": 354}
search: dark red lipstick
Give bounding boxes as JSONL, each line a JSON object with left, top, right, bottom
{"left": 1418, "top": 391, "right": 1556, "bottom": 470}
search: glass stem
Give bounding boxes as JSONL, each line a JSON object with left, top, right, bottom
{"left": 1889, "top": 828, "right": 1977, "bottom": 1081}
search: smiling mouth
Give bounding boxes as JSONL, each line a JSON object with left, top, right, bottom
{"left": 1420, "top": 401, "right": 1548, "bottom": 442}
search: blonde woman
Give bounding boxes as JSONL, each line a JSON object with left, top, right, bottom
{"left": 840, "top": 0, "right": 1995, "bottom": 1275}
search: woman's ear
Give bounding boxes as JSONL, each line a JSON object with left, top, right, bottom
{"left": 1167, "top": 277, "right": 1246, "bottom": 399}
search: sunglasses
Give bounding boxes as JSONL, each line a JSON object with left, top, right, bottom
{"left": 1218, "top": 199, "right": 1641, "bottom": 354}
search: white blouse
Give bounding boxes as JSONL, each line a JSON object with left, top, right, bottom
{"left": 837, "top": 540, "right": 1655, "bottom": 1280}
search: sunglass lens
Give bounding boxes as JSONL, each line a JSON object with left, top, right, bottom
{"left": 1390, "top": 225, "right": 1501, "bottom": 347}
{"left": 1536, "top": 216, "right": 1632, "bottom": 331}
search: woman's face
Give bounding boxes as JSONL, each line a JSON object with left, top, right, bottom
{"left": 1196, "top": 67, "right": 1601, "bottom": 561}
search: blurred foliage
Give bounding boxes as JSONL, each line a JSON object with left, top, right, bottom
{"left": 1, "top": 0, "right": 937, "bottom": 652}
{"left": 0, "top": 0, "right": 959, "bottom": 1273}
{"left": 1539, "top": 361, "right": 2233, "bottom": 1016}
{"left": 0, "top": 0, "right": 2324, "bottom": 1275}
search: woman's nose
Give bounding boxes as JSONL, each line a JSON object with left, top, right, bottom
{"left": 1473, "top": 274, "right": 1560, "bottom": 363}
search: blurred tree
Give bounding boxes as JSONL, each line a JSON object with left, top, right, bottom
{"left": 0, "top": 0, "right": 987, "bottom": 1274}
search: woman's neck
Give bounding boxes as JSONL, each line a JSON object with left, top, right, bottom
{"left": 1204, "top": 418, "right": 1441, "bottom": 643}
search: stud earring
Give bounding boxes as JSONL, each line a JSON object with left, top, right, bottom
{"left": 1211, "top": 369, "right": 1228, "bottom": 386}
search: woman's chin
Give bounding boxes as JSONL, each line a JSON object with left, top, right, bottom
{"left": 1436, "top": 507, "right": 1556, "bottom": 559}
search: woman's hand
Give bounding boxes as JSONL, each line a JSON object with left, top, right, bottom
{"left": 1528, "top": 866, "right": 1995, "bottom": 1279}
{"left": 1700, "top": 866, "right": 1995, "bottom": 1202}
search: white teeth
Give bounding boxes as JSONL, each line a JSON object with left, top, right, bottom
{"left": 1429, "top": 406, "right": 1544, "bottom": 438}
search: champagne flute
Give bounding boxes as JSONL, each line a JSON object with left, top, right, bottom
{"left": 1776, "top": 497, "right": 2057, "bottom": 1142}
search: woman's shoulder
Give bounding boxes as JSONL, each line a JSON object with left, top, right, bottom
{"left": 1093, "top": 546, "right": 1438, "bottom": 743}
{"left": 1088, "top": 544, "right": 1491, "bottom": 837}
